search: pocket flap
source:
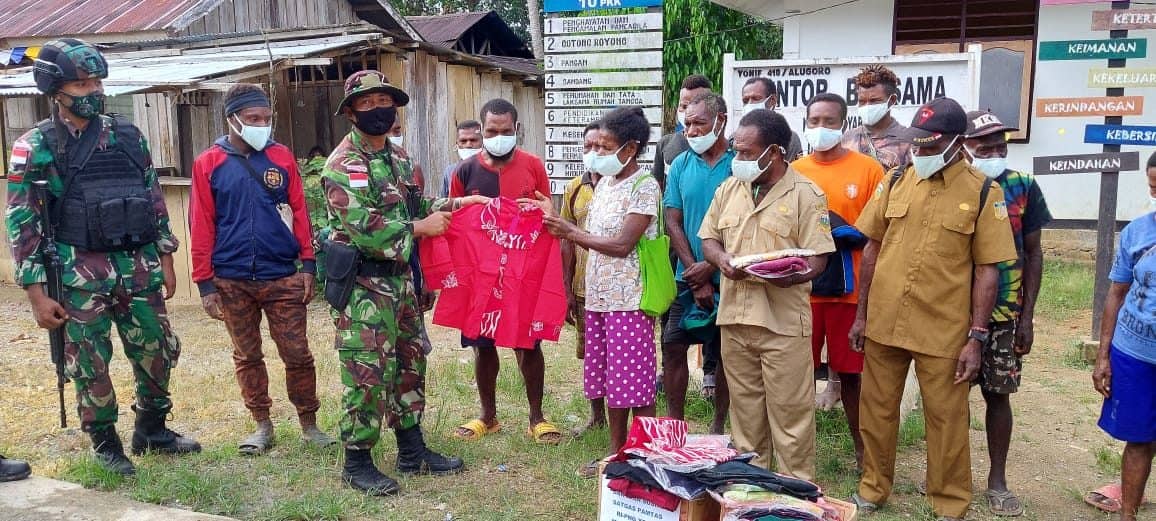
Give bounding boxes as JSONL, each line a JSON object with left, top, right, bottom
{"left": 718, "top": 216, "right": 741, "bottom": 229}
{"left": 941, "top": 212, "right": 976, "bottom": 235}
{"left": 760, "top": 218, "right": 791, "bottom": 236}
{"left": 884, "top": 202, "right": 909, "bottom": 218}
{"left": 324, "top": 241, "right": 360, "bottom": 279}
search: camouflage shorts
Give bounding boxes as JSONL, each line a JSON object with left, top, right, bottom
{"left": 977, "top": 321, "right": 1021, "bottom": 394}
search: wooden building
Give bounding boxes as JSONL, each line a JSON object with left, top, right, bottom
{"left": 0, "top": 0, "right": 544, "bottom": 302}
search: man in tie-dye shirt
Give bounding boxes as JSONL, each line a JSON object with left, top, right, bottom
{"left": 963, "top": 110, "right": 1052, "bottom": 517}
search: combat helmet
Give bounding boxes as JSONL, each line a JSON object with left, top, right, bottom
{"left": 33, "top": 38, "right": 108, "bottom": 95}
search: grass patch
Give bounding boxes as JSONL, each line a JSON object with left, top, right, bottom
{"left": 1094, "top": 446, "right": 1122, "bottom": 476}
{"left": 1063, "top": 340, "right": 1095, "bottom": 370}
{"left": 1037, "top": 260, "right": 1095, "bottom": 321}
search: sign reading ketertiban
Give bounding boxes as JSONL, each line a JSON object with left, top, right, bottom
{"left": 1092, "top": 9, "right": 1156, "bottom": 30}
{"left": 1084, "top": 125, "right": 1156, "bottom": 147}
{"left": 546, "top": 90, "right": 663, "bottom": 108}
{"left": 545, "top": 13, "right": 662, "bottom": 35}
{"left": 1088, "top": 68, "right": 1156, "bottom": 88}
{"left": 544, "top": 32, "right": 662, "bottom": 54}
{"left": 1035, "top": 96, "right": 1144, "bottom": 117}
{"left": 1039, "top": 38, "right": 1146, "bottom": 61}
{"left": 1033, "top": 152, "right": 1141, "bottom": 175}
{"left": 545, "top": 51, "right": 662, "bottom": 72}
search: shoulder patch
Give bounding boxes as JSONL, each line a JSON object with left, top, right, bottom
{"left": 993, "top": 201, "right": 1008, "bottom": 221}
{"left": 874, "top": 182, "right": 885, "bottom": 199}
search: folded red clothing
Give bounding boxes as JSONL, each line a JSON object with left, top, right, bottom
{"left": 608, "top": 477, "right": 681, "bottom": 511}
{"left": 744, "top": 256, "right": 810, "bottom": 278}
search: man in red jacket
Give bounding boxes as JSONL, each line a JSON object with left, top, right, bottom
{"left": 189, "top": 84, "right": 334, "bottom": 454}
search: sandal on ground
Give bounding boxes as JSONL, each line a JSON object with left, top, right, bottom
{"left": 452, "top": 419, "right": 501, "bottom": 441}
{"left": 987, "top": 489, "right": 1024, "bottom": 517}
{"left": 528, "top": 421, "right": 563, "bottom": 445}
{"left": 702, "top": 374, "right": 716, "bottom": 400}
{"left": 302, "top": 425, "right": 337, "bottom": 447}
{"left": 571, "top": 419, "right": 606, "bottom": 438}
{"left": 918, "top": 480, "right": 927, "bottom": 495}
{"left": 1084, "top": 483, "right": 1148, "bottom": 513}
{"left": 576, "top": 460, "right": 600, "bottom": 478}
{"left": 238, "top": 429, "right": 274, "bottom": 456}
{"left": 849, "top": 492, "right": 879, "bottom": 514}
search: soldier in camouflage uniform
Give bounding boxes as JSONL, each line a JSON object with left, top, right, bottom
{"left": 322, "top": 70, "right": 485, "bottom": 495}
{"left": 301, "top": 146, "right": 329, "bottom": 289}
{"left": 6, "top": 39, "right": 200, "bottom": 476}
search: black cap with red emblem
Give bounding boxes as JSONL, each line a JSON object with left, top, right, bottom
{"left": 898, "top": 97, "right": 968, "bottom": 147}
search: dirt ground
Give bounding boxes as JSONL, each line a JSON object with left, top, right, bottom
{"left": 0, "top": 281, "right": 1151, "bottom": 520}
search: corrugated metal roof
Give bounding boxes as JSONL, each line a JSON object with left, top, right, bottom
{"left": 479, "top": 55, "right": 541, "bottom": 77}
{"left": 407, "top": 12, "right": 490, "bottom": 46}
{"left": 0, "top": 33, "right": 380, "bottom": 97}
{"left": 0, "top": 0, "right": 222, "bottom": 39}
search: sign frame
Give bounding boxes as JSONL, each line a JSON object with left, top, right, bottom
{"left": 1083, "top": 124, "right": 1156, "bottom": 146}
{"left": 544, "top": 12, "right": 663, "bottom": 34}
{"left": 1038, "top": 38, "right": 1147, "bottom": 61}
{"left": 1034, "top": 96, "right": 1145, "bottom": 117}
{"left": 1092, "top": 8, "right": 1156, "bottom": 31}
{"left": 1032, "top": 152, "right": 1141, "bottom": 175}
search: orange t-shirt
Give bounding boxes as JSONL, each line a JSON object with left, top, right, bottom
{"left": 792, "top": 150, "right": 885, "bottom": 304}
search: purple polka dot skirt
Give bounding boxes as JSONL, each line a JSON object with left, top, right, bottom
{"left": 583, "top": 310, "right": 657, "bottom": 409}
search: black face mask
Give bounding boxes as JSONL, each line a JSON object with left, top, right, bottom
{"left": 352, "top": 106, "right": 397, "bottom": 136}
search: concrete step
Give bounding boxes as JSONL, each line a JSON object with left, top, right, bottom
{"left": 0, "top": 476, "right": 237, "bottom": 521}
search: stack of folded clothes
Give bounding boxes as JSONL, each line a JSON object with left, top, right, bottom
{"left": 729, "top": 249, "right": 817, "bottom": 279}
{"left": 601, "top": 418, "right": 853, "bottom": 521}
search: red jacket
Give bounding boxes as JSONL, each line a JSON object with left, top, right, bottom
{"left": 421, "top": 198, "right": 565, "bottom": 349}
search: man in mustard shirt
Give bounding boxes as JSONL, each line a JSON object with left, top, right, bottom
{"left": 848, "top": 97, "right": 1016, "bottom": 521}
{"left": 700, "top": 109, "right": 835, "bottom": 480}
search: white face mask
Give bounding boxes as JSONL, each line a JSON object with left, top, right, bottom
{"left": 732, "top": 145, "right": 773, "bottom": 183}
{"left": 687, "top": 117, "right": 721, "bottom": 155}
{"left": 388, "top": 135, "right": 404, "bottom": 147}
{"left": 591, "top": 142, "right": 630, "bottom": 177}
{"left": 229, "top": 115, "right": 271, "bottom": 152}
{"left": 804, "top": 126, "right": 843, "bottom": 152}
{"left": 911, "top": 136, "right": 960, "bottom": 180}
{"left": 858, "top": 97, "right": 895, "bottom": 127}
{"left": 742, "top": 97, "right": 771, "bottom": 116}
{"left": 676, "top": 110, "right": 687, "bottom": 129}
{"left": 966, "top": 149, "right": 1007, "bottom": 179}
{"left": 582, "top": 150, "right": 598, "bottom": 173}
{"left": 457, "top": 147, "right": 481, "bottom": 160}
{"left": 483, "top": 134, "right": 517, "bottom": 157}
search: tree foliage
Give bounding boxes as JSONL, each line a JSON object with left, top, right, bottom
{"left": 662, "top": 0, "right": 783, "bottom": 128}
{"left": 390, "top": 0, "right": 532, "bottom": 43}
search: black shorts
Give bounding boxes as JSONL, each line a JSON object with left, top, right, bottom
{"left": 662, "top": 282, "right": 721, "bottom": 352}
{"left": 461, "top": 335, "right": 542, "bottom": 350}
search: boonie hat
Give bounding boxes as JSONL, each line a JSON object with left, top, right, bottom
{"left": 335, "top": 70, "right": 409, "bottom": 116}
{"left": 898, "top": 97, "right": 967, "bottom": 147}
{"left": 964, "top": 109, "right": 1019, "bottom": 139}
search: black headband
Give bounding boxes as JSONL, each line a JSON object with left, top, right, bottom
{"left": 225, "top": 90, "right": 270, "bottom": 116}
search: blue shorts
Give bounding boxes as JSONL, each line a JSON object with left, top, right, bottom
{"left": 1099, "top": 346, "right": 1156, "bottom": 443}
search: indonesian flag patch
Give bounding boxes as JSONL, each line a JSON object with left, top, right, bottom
{"left": 8, "top": 140, "right": 30, "bottom": 182}
{"left": 348, "top": 171, "right": 368, "bottom": 188}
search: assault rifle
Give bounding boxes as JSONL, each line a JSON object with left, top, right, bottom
{"left": 33, "top": 179, "right": 68, "bottom": 428}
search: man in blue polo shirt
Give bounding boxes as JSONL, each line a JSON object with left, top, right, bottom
{"left": 663, "top": 91, "right": 732, "bottom": 434}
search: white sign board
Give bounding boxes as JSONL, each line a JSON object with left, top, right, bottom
{"left": 547, "top": 125, "right": 661, "bottom": 143}
{"left": 545, "top": 13, "right": 663, "bottom": 35}
{"left": 549, "top": 163, "right": 653, "bottom": 195}
{"left": 547, "top": 143, "right": 656, "bottom": 162}
{"left": 548, "top": 107, "right": 663, "bottom": 125}
{"left": 545, "top": 90, "right": 663, "bottom": 108}
{"left": 547, "top": 71, "right": 664, "bottom": 89}
{"left": 545, "top": 51, "right": 663, "bottom": 71}
{"left": 545, "top": 32, "right": 662, "bottom": 54}
{"left": 721, "top": 50, "right": 982, "bottom": 140}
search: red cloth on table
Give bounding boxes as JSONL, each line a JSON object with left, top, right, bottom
{"left": 608, "top": 477, "right": 681, "bottom": 511}
{"left": 420, "top": 197, "right": 565, "bottom": 349}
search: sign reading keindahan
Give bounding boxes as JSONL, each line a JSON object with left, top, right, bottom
{"left": 543, "top": 2, "right": 663, "bottom": 195}
{"left": 721, "top": 51, "right": 981, "bottom": 141}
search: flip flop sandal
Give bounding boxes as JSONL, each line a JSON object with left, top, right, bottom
{"left": 849, "top": 492, "right": 879, "bottom": 514}
{"left": 702, "top": 374, "right": 716, "bottom": 400}
{"left": 452, "top": 419, "right": 501, "bottom": 441}
{"left": 528, "top": 421, "right": 563, "bottom": 445}
{"left": 576, "top": 460, "right": 600, "bottom": 478}
{"left": 986, "top": 489, "right": 1024, "bottom": 517}
{"left": 1083, "top": 483, "right": 1149, "bottom": 513}
{"left": 238, "top": 430, "right": 274, "bottom": 456}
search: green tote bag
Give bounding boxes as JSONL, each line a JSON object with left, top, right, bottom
{"left": 632, "top": 173, "right": 676, "bottom": 317}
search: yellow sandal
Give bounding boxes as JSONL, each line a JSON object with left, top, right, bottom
{"left": 453, "top": 419, "right": 501, "bottom": 441}
{"left": 528, "top": 421, "right": 563, "bottom": 445}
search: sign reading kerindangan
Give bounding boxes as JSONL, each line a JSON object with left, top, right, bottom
{"left": 1035, "top": 96, "right": 1145, "bottom": 117}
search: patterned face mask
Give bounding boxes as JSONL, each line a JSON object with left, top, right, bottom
{"left": 65, "top": 91, "right": 105, "bottom": 120}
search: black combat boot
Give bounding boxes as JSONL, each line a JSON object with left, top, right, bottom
{"left": 0, "top": 455, "right": 31, "bottom": 482}
{"left": 394, "top": 425, "right": 464, "bottom": 476}
{"left": 342, "top": 448, "right": 400, "bottom": 496}
{"left": 90, "top": 428, "right": 136, "bottom": 476}
{"left": 130, "top": 406, "right": 202, "bottom": 456}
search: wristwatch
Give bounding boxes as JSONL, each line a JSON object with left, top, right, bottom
{"left": 968, "top": 327, "right": 990, "bottom": 344}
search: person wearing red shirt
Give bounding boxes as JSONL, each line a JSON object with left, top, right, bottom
{"left": 189, "top": 84, "right": 333, "bottom": 454}
{"left": 448, "top": 98, "right": 561, "bottom": 444}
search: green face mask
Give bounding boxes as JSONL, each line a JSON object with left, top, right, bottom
{"left": 65, "top": 92, "right": 105, "bottom": 120}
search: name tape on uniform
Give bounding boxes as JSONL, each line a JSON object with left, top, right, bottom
{"left": 546, "top": 90, "right": 663, "bottom": 108}
{"left": 544, "top": 32, "right": 662, "bottom": 54}
{"left": 1035, "top": 96, "right": 1145, "bottom": 117}
{"left": 547, "top": 107, "right": 663, "bottom": 125}
{"left": 544, "top": 13, "right": 663, "bottom": 35}
{"left": 547, "top": 125, "right": 661, "bottom": 143}
{"left": 545, "top": 51, "right": 663, "bottom": 72}
{"left": 1033, "top": 152, "right": 1141, "bottom": 175}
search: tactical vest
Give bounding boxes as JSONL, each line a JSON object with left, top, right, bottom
{"left": 38, "top": 115, "right": 158, "bottom": 252}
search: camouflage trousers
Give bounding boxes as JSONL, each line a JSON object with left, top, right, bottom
{"left": 61, "top": 285, "right": 181, "bottom": 433}
{"left": 332, "top": 277, "right": 431, "bottom": 450}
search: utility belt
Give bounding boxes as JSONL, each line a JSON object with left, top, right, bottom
{"left": 322, "top": 239, "right": 409, "bottom": 311}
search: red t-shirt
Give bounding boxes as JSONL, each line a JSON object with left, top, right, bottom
{"left": 449, "top": 149, "right": 550, "bottom": 200}
{"left": 420, "top": 197, "right": 566, "bottom": 349}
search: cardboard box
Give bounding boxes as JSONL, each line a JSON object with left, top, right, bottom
{"left": 717, "top": 496, "right": 857, "bottom": 521}
{"left": 597, "top": 470, "right": 720, "bottom": 521}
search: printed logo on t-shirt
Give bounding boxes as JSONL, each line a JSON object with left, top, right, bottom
{"left": 845, "top": 184, "right": 859, "bottom": 199}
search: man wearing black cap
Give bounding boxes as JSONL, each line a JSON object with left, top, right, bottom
{"left": 962, "top": 110, "right": 1051, "bottom": 516}
{"left": 848, "top": 97, "right": 1017, "bottom": 520}
{"left": 190, "top": 83, "right": 334, "bottom": 455}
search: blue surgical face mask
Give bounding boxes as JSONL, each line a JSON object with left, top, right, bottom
{"left": 732, "top": 145, "right": 774, "bottom": 183}
{"left": 858, "top": 96, "right": 896, "bottom": 126}
{"left": 229, "top": 115, "right": 271, "bottom": 151}
{"left": 591, "top": 142, "right": 631, "bottom": 177}
{"left": 911, "top": 136, "right": 960, "bottom": 180}
{"left": 966, "top": 148, "right": 1007, "bottom": 179}
{"left": 687, "top": 117, "right": 721, "bottom": 155}
{"left": 804, "top": 126, "right": 843, "bottom": 152}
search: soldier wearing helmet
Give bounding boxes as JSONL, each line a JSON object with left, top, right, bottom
{"left": 6, "top": 38, "right": 201, "bottom": 476}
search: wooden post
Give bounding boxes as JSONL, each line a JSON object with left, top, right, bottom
{"left": 1091, "top": 0, "right": 1131, "bottom": 338}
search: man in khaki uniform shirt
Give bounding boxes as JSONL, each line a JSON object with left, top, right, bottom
{"left": 849, "top": 98, "right": 1016, "bottom": 520}
{"left": 700, "top": 109, "right": 835, "bottom": 480}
